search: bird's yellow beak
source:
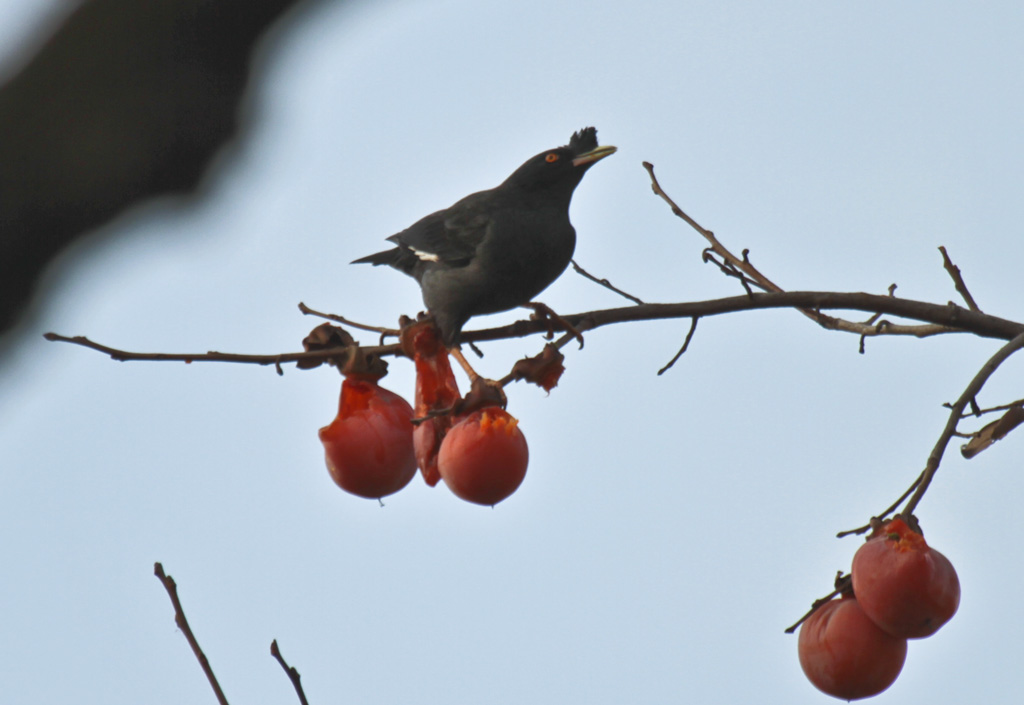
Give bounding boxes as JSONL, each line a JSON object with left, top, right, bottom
{"left": 572, "top": 144, "right": 617, "bottom": 167}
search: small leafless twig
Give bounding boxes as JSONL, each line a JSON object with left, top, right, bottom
{"left": 153, "top": 562, "right": 229, "bottom": 705}
{"left": 902, "top": 332, "right": 1024, "bottom": 516}
{"left": 841, "top": 335, "right": 1024, "bottom": 533}
{"left": 835, "top": 474, "right": 923, "bottom": 538}
{"left": 938, "top": 246, "right": 981, "bottom": 312}
{"left": 271, "top": 640, "right": 310, "bottom": 705}
{"left": 43, "top": 332, "right": 352, "bottom": 374}
{"left": 571, "top": 259, "right": 645, "bottom": 305}
{"left": 298, "top": 302, "right": 400, "bottom": 336}
{"left": 951, "top": 397, "right": 1024, "bottom": 418}
{"left": 644, "top": 162, "right": 789, "bottom": 296}
{"left": 657, "top": 317, "right": 699, "bottom": 375}
{"left": 784, "top": 574, "right": 853, "bottom": 634}
{"left": 642, "top": 162, "right": 982, "bottom": 342}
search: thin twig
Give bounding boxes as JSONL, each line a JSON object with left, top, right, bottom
{"left": 702, "top": 251, "right": 759, "bottom": 294}
{"left": 951, "top": 397, "right": 1024, "bottom": 418}
{"left": 43, "top": 332, "right": 352, "bottom": 372}
{"left": 835, "top": 472, "right": 923, "bottom": 538}
{"left": 902, "top": 332, "right": 1024, "bottom": 516}
{"left": 571, "top": 259, "right": 645, "bottom": 304}
{"left": 643, "top": 161, "right": 970, "bottom": 339}
{"left": 270, "top": 640, "right": 310, "bottom": 705}
{"left": 938, "top": 246, "right": 981, "bottom": 312}
{"left": 153, "top": 562, "right": 229, "bottom": 705}
{"left": 298, "top": 302, "right": 400, "bottom": 336}
{"left": 644, "top": 161, "right": 789, "bottom": 296}
{"left": 784, "top": 574, "right": 853, "bottom": 634}
{"left": 657, "top": 317, "right": 699, "bottom": 375}
{"left": 845, "top": 336, "right": 1024, "bottom": 532}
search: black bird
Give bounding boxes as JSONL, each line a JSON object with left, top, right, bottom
{"left": 352, "top": 127, "right": 616, "bottom": 346}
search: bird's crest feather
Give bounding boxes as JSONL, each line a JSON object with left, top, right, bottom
{"left": 567, "top": 127, "right": 599, "bottom": 156}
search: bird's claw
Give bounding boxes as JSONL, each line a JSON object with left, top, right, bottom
{"left": 525, "top": 302, "right": 584, "bottom": 349}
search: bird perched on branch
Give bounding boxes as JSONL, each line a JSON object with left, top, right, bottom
{"left": 353, "top": 127, "right": 617, "bottom": 346}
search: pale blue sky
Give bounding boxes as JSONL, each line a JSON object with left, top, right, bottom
{"left": 2, "top": 2, "right": 1023, "bottom": 703}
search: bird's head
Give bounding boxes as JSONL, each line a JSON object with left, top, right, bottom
{"left": 502, "top": 127, "right": 617, "bottom": 196}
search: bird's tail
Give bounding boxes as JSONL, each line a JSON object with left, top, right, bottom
{"left": 351, "top": 248, "right": 399, "bottom": 266}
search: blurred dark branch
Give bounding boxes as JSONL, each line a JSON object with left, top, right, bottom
{"left": 154, "top": 562, "right": 230, "bottom": 705}
{"left": 0, "top": 0, "right": 320, "bottom": 339}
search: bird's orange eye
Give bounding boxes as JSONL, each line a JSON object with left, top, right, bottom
{"left": 545, "top": 153, "right": 559, "bottom": 163}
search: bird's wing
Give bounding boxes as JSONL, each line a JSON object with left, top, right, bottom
{"left": 386, "top": 199, "right": 491, "bottom": 268}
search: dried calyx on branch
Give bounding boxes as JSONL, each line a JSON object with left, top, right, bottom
{"left": 300, "top": 322, "right": 389, "bottom": 380}
{"left": 503, "top": 344, "right": 566, "bottom": 392}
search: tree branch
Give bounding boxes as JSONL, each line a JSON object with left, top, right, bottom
{"left": 657, "top": 317, "right": 699, "bottom": 375}
{"left": 938, "top": 246, "right": 981, "bottom": 312}
{"left": 901, "top": 332, "right": 1024, "bottom": 516}
{"left": 571, "top": 259, "right": 645, "bottom": 304}
{"left": 44, "top": 292, "right": 1024, "bottom": 372}
{"left": 153, "top": 562, "right": 229, "bottom": 705}
{"left": 270, "top": 640, "right": 310, "bottom": 705}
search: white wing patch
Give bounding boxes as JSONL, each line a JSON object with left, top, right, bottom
{"left": 412, "top": 248, "right": 441, "bottom": 262}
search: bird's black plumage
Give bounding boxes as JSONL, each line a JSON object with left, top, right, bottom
{"left": 353, "top": 127, "right": 616, "bottom": 346}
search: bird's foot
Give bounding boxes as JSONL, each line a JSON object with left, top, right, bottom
{"left": 524, "top": 302, "right": 584, "bottom": 348}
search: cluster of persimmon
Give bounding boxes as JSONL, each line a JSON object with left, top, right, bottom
{"left": 313, "top": 321, "right": 561, "bottom": 506}
{"left": 798, "top": 517, "right": 960, "bottom": 700}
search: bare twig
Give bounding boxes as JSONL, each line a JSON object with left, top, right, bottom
{"left": 298, "top": 302, "right": 400, "bottom": 336}
{"left": 902, "top": 332, "right": 1024, "bottom": 516}
{"left": 843, "top": 335, "right": 1024, "bottom": 532}
{"left": 644, "top": 163, "right": 784, "bottom": 290}
{"left": 571, "top": 259, "right": 645, "bottom": 304}
{"left": 952, "top": 397, "right": 1024, "bottom": 418}
{"left": 43, "top": 332, "right": 349, "bottom": 373}
{"left": 657, "top": 317, "right": 699, "bottom": 375}
{"left": 153, "top": 562, "right": 229, "bottom": 705}
{"left": 641, "top": 162, "right": 987, "bottom": 341}
{"left": 784, "top": 574, "right": 853, "bottom": 634}
{"left": 938, "top": 246, "right": 981, "bottom": 312}
{"left": 836, "top": 473, "right": 923, "bottom": 538}
{"left": 271, "top": 640, "right": 310, "bottom": 705}
{"left": 702, "top": 251, "right": 759, "bottom": 294}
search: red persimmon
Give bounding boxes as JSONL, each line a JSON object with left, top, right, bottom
{"left": 437, "top": 408, "right": 528, "bottom": 506}
{"left": 404, "top": 321, "right": 461, "bottom": 487}
{"left": 798, "top": 596, "right": 907, "bottom": 700}
{"left": 852, "top": 517, "right": 960, "bottom": 639}
{"left": 318, "top": 378, "right": 417, "bottom": 499}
